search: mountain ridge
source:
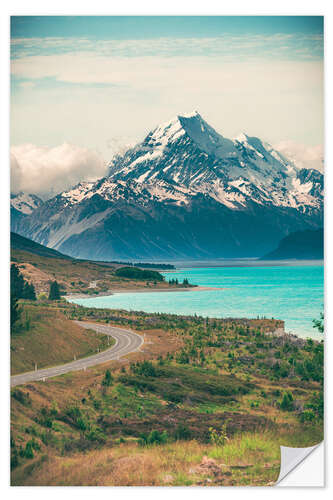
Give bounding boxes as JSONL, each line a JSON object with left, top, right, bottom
{"left": 260, "top": 228, "right": 324, "bottom": 260}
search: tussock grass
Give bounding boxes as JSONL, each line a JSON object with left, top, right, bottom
{"left": 11, "top": 304, "right": 114, "bottom": 374}
{"left": 12, "top": 426, "right": 321, "bottom": 486}
{"left": 10, "top": 303, "right": 323, "bottom": 487}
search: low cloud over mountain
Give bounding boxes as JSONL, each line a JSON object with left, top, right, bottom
{"left": 273, "top": 141, "right": 323, "bottom": 173}
{"left": 11, "top": 142, "right": 108, "bottom": 199}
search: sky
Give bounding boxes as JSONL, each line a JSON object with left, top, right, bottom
{"left": 10, "top": 16, "right": 324, "bottom": 197}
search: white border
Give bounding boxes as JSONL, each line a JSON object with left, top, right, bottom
{"left": 1, "top": 1, "right": 332, "bottom": 498}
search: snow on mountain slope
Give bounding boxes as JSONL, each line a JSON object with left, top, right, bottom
{"left": 10, "top": 192, "right": 43, "bottom": 214}
{"left": 61, "top": 111, "right": 322, "bottom": 212}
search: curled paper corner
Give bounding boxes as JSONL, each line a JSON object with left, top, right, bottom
{"left": 276, "top": 441, "right": 324, "bottom": 486}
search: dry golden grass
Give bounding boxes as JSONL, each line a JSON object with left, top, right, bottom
{"left": 13, "top": 428, "right": 319, "bottom": 486}
{"left": 12, "top": 248, "right": 179, "bottom": 296}
{"left": 10, "top": 303, "right": 322, "bottom": 487}
{"left": 11, "top": 304, "right": 113, "bottom": 374}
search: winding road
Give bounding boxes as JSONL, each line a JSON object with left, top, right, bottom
{"left": 11, "top": 321, "right": 144, "bottom": 387}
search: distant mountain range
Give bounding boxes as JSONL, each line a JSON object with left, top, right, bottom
{"left": 11, "top": 111, "right": 323, "bottom": 260}
{"left": 260, "top": 228, "right": 323, "bottom": 260}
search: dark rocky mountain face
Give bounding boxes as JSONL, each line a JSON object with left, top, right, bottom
{"left": 260, "top": 228, "right": 324, "bottom": 260}
{"left": 11, "top": 112, "right": 324, "bottom": 260}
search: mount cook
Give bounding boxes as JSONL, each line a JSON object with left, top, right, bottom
{"left": 11, "top": 112, "right": 323, "bottom": 260}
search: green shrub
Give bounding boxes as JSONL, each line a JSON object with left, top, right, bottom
{"left": 36, "top": 407, "right": 54, "bottom": 428}
{"left": 11, "top": 389, "right": 31, "bottom": 406}
{"left": 133, "top": 360, "right": 157, "bottom": 377}
{"left": 40, "top": 430, "right": 54, "bottom": 446}
{"left": 85, "top": 427, "right": 106, "bottom": 444}
{"left": 209, "top": 422, "right": 229, "bottom": 446}
{"left": 23, "top": 440, "right": 34, "bottom": 459}
{"left": 138, "top": 429, "right": 168, "bottom": 446}
{"left": 93, "top": 399, "right": 101, "bottom": 410}
{"left": 299, "top": 409, "right": 316, "bottom": 423}
{"left": 102, "top": 369, "right": 113, "bottom": 386}
{"left": 76, "top": 417, "right": 88, "bottom": 431}
{"left": 250, "top": 400, "right": 260, "bottom": 408}
{"left": 304, "top": 391, "right": 324, "bottom": 419}
{"left": 175, "top": 423, "right": 192, "bottom": 440}
{"left": 279, "top": 391, "right": 294, "bottom": 411}
{"left": 25, "top": 425, "right": 38, "bottom": 436}
{"left": 11, "top": 448, "right": 19, "bottom": 469}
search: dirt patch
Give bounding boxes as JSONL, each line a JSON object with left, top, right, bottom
{"left": 99, "top": 407, "right": 274, "bottom": 442}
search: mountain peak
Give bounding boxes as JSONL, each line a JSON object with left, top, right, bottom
{"left": 149, "top": 111, "right": 203, "bottom": 144}
{"left": 176, "top": 112, "right": 237, "bottom": 159}
{"left": 107, "top": 111, "right": 297, "bottom": 192}
{"left": 235, "top": 132, "right": 249, "bottom": 143}
{"left": 177, "top": 110, "right": 200, "bottom": 119}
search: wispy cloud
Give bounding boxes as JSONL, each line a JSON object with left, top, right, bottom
{"left": 11, "top": 33, "right": 323, "bottom": 61}
{"left": 19, "top": 81, "right": 35, "bottom": 88}
{"left": 10, "top": 31, "right": 324, "bottom": 158}
{"left": 11, "top": 53, "right": 323, "bottom": 89}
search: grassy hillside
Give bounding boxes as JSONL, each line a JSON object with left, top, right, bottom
{"left": 11, "top": 234, "right": 187, "bottom": 296}
{"left": 11, "top": 303, "right": 114, "bottom": 374}
{"left": 11, "top": 427, "right": 322, "bottom": 486}
{"left": 11, "top": 249, "right": 176, "bottom": 296}
{"left": 11, "top": 305, "right": 323, "bottom": 486}
{"left": 11, "top": 232, "right": 71, "bottom": 260}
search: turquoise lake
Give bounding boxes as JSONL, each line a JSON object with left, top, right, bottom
{"left": 69, "top": 263, "right": 324, "bottom": 339}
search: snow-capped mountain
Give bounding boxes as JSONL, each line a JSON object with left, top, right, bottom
{"left": 12, "top": 112, "right": 323, "bottom": 260}
{"left": 11, "top": 192, "right": 43, "bottom": 215}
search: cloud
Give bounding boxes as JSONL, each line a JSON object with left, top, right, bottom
{"left": 11, "top": 143, "right": 108, "bottom": 198}
{"left": 10, "top": 55, "right": 324, "bottom": 157}
{"left": 10, "top": 33, "right": 324, "bottom": 158}
{"left": 10, "top": 44, "right": 323, "bottom": 87}
{"left": 19, "top": 81, "right": 35, "bottom": 88}
{"left": 274, "top": 140, "right": 324, "bottom": 172}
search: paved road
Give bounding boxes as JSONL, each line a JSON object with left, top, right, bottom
{"left": 11, "top": 321, "right": 144, "bottom": 387}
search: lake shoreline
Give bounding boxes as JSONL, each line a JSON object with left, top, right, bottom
{"left": 66, "top": 285, "right": 224, "bottom": 300}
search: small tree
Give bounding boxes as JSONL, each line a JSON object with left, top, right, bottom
{"left": 209, "top": 422, "right": 229, "bottom": 446}
{"left": 23, "top": 282, "right": 36, "bottom": 300}
{"left": 10, "top": 295, "right": 20, "bottom": 330}
{"left": 280, "top": 391, "right": 294, "bottom": 411}
{"left": 11, "top": 264, "right": 25, "bottom": 298}
{"left": 48, "top": 281, "right": 61, "bottom": 300}
{"left": 313, "top": 313, "right": 324, "bottom": 334}
{"left": 102, "top": 369, "right": 113, "bottom": 386}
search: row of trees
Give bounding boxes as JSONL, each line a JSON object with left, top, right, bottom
{"left": 11, "top": 265, "right": 36, "bottom": 328}
{"left": 168, "top": 278, "right": 190, "bottom": 286}
{"left": 11, "top": 265, "right": 36, "bottom": 301}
